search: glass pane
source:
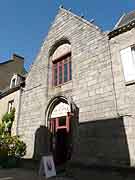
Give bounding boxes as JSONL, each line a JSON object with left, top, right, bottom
{"left": 59, "top": 116, "right": 66, "bottom": 126}
{"left": 131, "top": 47, "right": 135, "bottom": 65}
{"left": 64, "top": 63, "right": 68, "bottom": 82}
{"left": 59, "top": 62, "right": 62, "bottom": 84}
{"left": 8, "top": 100, "right": 14, "bottom": 113}
{"left": 54, "top": 64, "right": 57, "bottom": 86}
{"left": 69, "top": 61, "right": 72, "bottom": 80}
{"left": 12, "top": 79, "right": 16, "bottom": 88}
{"left": 120, "top": 47, "right": 135, "bottom": 81}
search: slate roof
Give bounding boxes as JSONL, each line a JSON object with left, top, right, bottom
{"left": 0, "top": 86, "right": 20, "bottom": 99}
{"left": 116, "top": 10, "right": 135, "bottom": 28}
{"left": 0, "top": 76, "right": 25, "bottom": 99}
{"left": 109, "top": 10, "right": 135, "bottom": 39}
{"left": 0, "top": 54, "right": 27, "bottom": 91}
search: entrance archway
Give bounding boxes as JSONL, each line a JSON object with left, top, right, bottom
{"left": 46, "top": 96, "right": 73, "bottom": 165}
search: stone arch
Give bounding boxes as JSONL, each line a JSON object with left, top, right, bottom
{"left": 45, "top": 95, "right": 77, "bottom": 165}
{"left": 45, "top": 95, "right": 71, "bottom": 126}
{"left": 49, "top": 38, "right": 72, "bottom": 87}
{"left": 49, "top": 37, "right": 71, "bottom": 58}
{"left": 45, "top": 95, "right": 79, "bottom": 165}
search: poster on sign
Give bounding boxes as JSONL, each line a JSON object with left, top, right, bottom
{"left": 39, "top": 155, "right": 56, "bottom": 178}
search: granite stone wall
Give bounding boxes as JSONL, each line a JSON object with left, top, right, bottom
{"left": 110, "top": 28, "right": 135, "bottom": 167}
{"left": 17, "top": 7, "right": 130, "bottom": 167}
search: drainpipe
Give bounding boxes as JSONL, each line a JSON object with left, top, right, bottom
{"left": 107, "top": 38, "right": 120, "bottom": 117}
{"left": 16, "top": 87, "right": 23, "bottom": 135}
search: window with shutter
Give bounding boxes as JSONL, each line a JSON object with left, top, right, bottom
{"left": 120, "top": 46, "right": 135, "bottom": 82}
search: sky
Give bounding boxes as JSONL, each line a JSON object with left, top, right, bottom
{"left": 0, "top": 0, "right": 134, "bottom": 70}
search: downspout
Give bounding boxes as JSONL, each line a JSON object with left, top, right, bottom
{"left": 107, "top": 36, "right": 120, "bottom": 117}
{"left": 16, "top": 87, "right": 23, "bottom": 135}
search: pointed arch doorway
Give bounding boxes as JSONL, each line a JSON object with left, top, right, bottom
{"left": 46, "top": 97, "right": 73, "bottom": 165}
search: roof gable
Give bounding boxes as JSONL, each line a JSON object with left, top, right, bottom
{"left": 56, "top": 7, "right": 101, "bottom": 31}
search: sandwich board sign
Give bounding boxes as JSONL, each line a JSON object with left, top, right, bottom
{"left": 39, "top": 155, "right": 56, "bottom": 178}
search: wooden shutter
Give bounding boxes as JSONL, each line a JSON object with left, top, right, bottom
{"left": 120, "top": 47, "right": 135, "bottom": 82}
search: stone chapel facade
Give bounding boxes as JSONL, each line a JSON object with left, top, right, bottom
{"left": 15, "top": 8, "right": 135, "bottom": 168}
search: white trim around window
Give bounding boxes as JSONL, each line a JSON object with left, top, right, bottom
{"left": 120, "top": 46, "right": 135, "bottom": 83}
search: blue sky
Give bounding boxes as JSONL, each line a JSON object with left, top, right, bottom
{"left": 0, "top": 0, "right": 134, "bottom": 70}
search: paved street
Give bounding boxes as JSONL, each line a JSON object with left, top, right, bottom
{"left": 0, "top": 168, "right": 72, "bottom": 180}
{"left": 1, "top": 167, "right": 135, "bottom": 180}
{"left": 0, "top": 168, "right": 38, "bottom": 180}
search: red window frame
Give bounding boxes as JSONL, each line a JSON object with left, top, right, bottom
{"left": 52, "top": 52, "right": 72, "bottom": 86}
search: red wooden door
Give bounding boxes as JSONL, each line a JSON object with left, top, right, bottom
{"left": 49, "top": 113, "right": 71, "bottom": 165}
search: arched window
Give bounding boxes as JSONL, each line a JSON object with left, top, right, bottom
{"left": 52, "top": 43, "right": 72, "bottom": 86}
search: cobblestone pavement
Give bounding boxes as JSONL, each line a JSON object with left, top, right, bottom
{"left": 70, "top": 167, "right": 135, "bottom": 180}
{"left": 0, "top": 168, "right": 72, "bottom": 180}
{"left": 0, "top": 168, "right": 39, "bottom": 180}
{"left": 1, "top": 168, "right": 135, "bottom": 180}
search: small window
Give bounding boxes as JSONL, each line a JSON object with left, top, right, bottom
{"left": 59, "top": 116, "right": 66, "bottom": 126}
{"left": 52, "top": 53, "right": 72, "bottom": 86}
{"left": 11, "top": 79, "right": 16, "bottom": 88}
{"left": 120, "top": 46, "right": 135, "bottom": 82}
{"left": 10, "top": 77, "right": 17, "bottom": 88}
{"left": 8, "top": 100, "right": 14, "bottom": 113}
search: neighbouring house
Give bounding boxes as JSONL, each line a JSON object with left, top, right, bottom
{"left": 7, "top": 7, "right": 135, "bottom": 170}
{"left": 109, "top": 10, "right": 135, "bottom": 167}
{"left": 0, "top": 54, "right": 26, "bottom": 91}
{"left": 0, "top": 54, "right": 26, "bottom": 134}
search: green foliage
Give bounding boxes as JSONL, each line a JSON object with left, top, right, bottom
{"left": 0, "top": 108, "right": 26, "bottom": 168}
{"left": 0, "top": 134, "right": 26, "bottom": 158}
{"left": 1, "top": 108, "right": 15, "bottom": 135}
{"left": 0, "top": 123, "right": 5, "bottom": 136}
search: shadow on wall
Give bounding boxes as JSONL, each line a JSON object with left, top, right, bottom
{"left": 72, "top": 117, "right": 130, "bottom": 167}
{"left": 70, "top": 104, "right": 79, "bottom": 159}
{"left": 32, "top": 107, "right": 130, "bottom": 168}
{"left": 33, "top": 125, "right": 51, "bottom": 161}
